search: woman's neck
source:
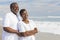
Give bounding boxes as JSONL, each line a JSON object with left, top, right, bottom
{"left": 22, "top": 19, "right": 29, "bottom": 24}
{"left": 22, "top": 19, "right": 28, "bottom": 21}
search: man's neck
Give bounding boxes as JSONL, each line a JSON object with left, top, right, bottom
{"left": 12, "top": 12, "right": 17, "bottom": 16}
{"left": 11, "top": 11, "right": 17, "bottom": 16}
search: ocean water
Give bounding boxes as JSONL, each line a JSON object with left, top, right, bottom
{"left": 1, "top": 16, "right": 60, "bottom": 22}
{"left": 35, "top": 21, "right": 60, "bottom": 34}
{"left": 29, "top": 17, "right": 60, "bottom": 22}
{"left": 1, "top": 16, "right": 60, "bottom": 34}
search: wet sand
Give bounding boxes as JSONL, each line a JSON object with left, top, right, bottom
{"left": 35, "top": 32, "right": 60, "bottom": 40}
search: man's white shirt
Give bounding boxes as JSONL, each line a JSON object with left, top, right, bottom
{"left": 2, "top": 12, "right": 20, "bottom": 40}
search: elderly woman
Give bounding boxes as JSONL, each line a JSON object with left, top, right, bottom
{"left": 17, "top": 9, "right": 38, "bottom": 40}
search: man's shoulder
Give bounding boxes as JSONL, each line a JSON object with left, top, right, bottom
{"left": 6, "top": 12, "right": 12, "bottom": 15}
{"left": 5, "top": 12, "right": 13, "bottom": 17}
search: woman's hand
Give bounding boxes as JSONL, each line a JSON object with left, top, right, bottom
{"left": 16, "top": 32, "right": 23, "bottom": 37}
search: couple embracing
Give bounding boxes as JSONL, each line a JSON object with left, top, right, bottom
{"left": 2, "top": 2, "right": 38, "bottom": 40}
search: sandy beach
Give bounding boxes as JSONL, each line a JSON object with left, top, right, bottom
{"left": 0, "top": 25, "right": 2, "bottom": 40}
{"left": 35, "top": 32, "right": 60, "bottom": 40}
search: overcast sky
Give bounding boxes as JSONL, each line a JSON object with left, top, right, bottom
{"left": 0, "top": 0, "right": 60, "bottom": 18}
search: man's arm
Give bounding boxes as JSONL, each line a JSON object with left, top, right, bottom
{"left": 3, "top": 27, "right": 18, "bottom": 34}
{"left": 3, "top": 27, "right": 23, "bottom": 37}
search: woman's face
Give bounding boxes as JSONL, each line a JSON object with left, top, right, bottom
{"left": 21, "top": 10, "right": 28, "bottom": 20}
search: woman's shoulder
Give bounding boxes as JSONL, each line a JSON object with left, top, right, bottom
{"left": 29, "top": 19, "right": 35, "bottom": 23}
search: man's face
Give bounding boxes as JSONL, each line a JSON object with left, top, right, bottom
{"left": 11, "top": 4, "right": 19, "bottom": 14}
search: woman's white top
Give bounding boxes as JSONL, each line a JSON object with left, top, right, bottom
{"left": 17, "top": 20, "right": 37, "bottom": 40}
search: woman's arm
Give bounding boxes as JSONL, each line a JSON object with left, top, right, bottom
{"left": 25, "top": 28, "right": 38, "bottom": 36}
{"left": 34, "top": 28, "right": 38, "bottom": 33}
{"left": 18, "top": 28, "right": 38, "bottom": 37}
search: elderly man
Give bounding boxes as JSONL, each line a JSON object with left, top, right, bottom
{"left": 2, "top": 2, "right": 20, "bottom": 40}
